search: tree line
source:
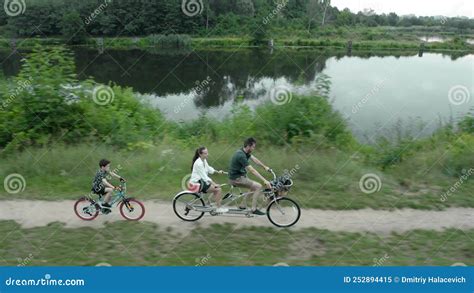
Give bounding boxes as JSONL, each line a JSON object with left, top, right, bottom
{"left": 0, "top": 0, "right": 472, "bottom": 41}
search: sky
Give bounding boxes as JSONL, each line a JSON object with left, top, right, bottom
{"left": 331, "top": 0, "right": 473, "bottom": 18}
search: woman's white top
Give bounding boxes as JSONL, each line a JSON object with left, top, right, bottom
{"left": 190, "top": 158, "right": 216, "bottom": 184}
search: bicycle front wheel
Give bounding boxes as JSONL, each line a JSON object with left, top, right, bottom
{"left": 173, "top": 193, "right": 205, "bottom": 221}
{"left": 119, "top": 198, "right": 145, "bottom": 221}
{"left": 267, "top": 198, "right": 301, "bottom": 228}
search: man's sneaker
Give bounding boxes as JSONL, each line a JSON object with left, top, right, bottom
{"left": 251, "top": 209, "right": 266, "bottom": 216}
{"left": 215, "top": 207, "right": 229, "bottom": 213}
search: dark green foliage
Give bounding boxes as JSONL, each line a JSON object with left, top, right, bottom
{"left": 0, "top": 46, "right": 166, "bottom": 152}
{"left": 61, "top": 11, "right": 87, "bottom": 44}
{"left": 1, "top": 0, "right": 472, "bottom": 39}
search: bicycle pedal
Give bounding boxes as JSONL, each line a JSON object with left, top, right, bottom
{"left": 82, "top": 207, "right": 92, "bottom": 216}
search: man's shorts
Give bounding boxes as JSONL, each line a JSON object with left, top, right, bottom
{"left": 229, "top": 176, "right": 259, "bottom": 189}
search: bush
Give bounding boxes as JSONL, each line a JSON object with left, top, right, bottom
{"left": 443, "top": 133, "right": 474, "bottom": 176}
{"left": 0, "top": 46, "right": 166, "bottom": 153}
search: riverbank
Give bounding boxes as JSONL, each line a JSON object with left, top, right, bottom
{"left": 1, "top": 35, "right": 473, "bottom": 52}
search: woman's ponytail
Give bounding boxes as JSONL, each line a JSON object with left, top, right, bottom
{"left": 191, "top": 146, "right": 206, "bottom": 171}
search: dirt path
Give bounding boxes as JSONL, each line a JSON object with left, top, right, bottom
{"left": 0, "top": 200, "right": 473, "bottom": 234}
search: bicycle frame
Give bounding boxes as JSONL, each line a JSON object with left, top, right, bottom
{"left": 176, "top": 183, "right": 279, "bottom": 216}
{"left": 88, "top": 182, "right": 128, "bottom": 208}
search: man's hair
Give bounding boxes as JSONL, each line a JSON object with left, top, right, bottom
{"left": 99, "top": 159, "right": 111, "bottom": 168}
{"left": 244, "top": 137, "right": 257, "bottom": 148}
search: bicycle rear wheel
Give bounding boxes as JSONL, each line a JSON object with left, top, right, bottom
{"left": 74, "top": 197, "right": 99, "bottom": 221}
{"left": 173, "top": 193, "right": 205, "bottom": 221}
{"left": 119, "top": 198, "right": 145, "bottom": 221}
{"left": 267, "top": 197, "right": 301, "bottom": 227}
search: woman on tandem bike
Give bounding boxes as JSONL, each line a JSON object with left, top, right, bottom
{"left": 174, "top": 138, "right": 301, "bottom": 228}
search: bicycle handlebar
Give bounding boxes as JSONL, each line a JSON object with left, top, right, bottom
{"left": 268, "top": 169, "right": 276, "bottom": 181}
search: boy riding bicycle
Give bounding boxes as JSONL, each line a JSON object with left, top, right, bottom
{"left": 91, "top": 159, "right": 125, "bottom": 213}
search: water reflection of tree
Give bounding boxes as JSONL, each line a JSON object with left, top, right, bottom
{"left": 193, "top": 49, "right": 331, "bottom": 107}
{"left": 2, "top": 48, "right": 471, "bottom": 108}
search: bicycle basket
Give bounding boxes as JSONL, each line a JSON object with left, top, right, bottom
{"left": 272, "top": 176, "right": 293, "bottom": 196}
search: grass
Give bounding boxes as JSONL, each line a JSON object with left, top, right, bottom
{"left": 0, "top": 140, "right": 472, "bottom": 210}
{"left": 0, "top": 221, "right": 472, "bottom": 266}
{"left": 1, "top": 30, "right": 472, "bottom": 52}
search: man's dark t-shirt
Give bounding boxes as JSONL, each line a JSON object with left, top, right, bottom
{"left": 229, "top": 149, "right": 251, "bottom": 180}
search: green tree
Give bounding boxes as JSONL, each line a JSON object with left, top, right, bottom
{"left": 61, "top": 11, "right": 87, "bottom": 44}
{"left": 387, "top": 12, "right": 399, "bottom": 26}
{"left": 336, "top": 8, "right": 352, "bottom": 26}
{"left": 250, "top": 19, "right": 268, "bottom": 45}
